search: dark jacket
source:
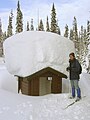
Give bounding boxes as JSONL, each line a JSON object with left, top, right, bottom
{"left": 68, "top": 58, "right": 80, "bottom": 80}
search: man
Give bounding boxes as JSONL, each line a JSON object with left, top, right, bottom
{"left": 66, "top": 52, "right": 81, "bottom": 101}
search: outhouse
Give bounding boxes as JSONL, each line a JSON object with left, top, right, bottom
{"left": 18, "top": 67, "right": 67, "bottom": 96}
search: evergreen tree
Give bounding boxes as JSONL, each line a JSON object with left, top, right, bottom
{"left": 86, "top": 20, "right": 90, "bottom": 70}
{"left": 73, "top": 16, "right": 78, "bottom": 41}
{"left": 30, "top": 19, "right": 34, "bottom": 31}
{"left": 0, "top": 18, "right": 3, "bottom": 41}
{"left": 79, "top": 26, "right": 85, "bottom": 63}
{"left": 69, "top": 29, "right": 73, "bottom": 40}
{"left": 87, "top": 20, "right": 90, "bottom": 33}
{"left": 3, "top": 31, "right": 7, "bottom": 40}
{"left": 7, "top": 10, "right": 13, "bottom": 37}
{"left": 84, "top": 28, "right": 86, "bottom": 38}
{"left": 83, "top": 28, "right": 88, "bottom": 62}
{"left": 46, "top": 16, "right": 50, "bottom": 32}
{"left": 16, "top": 0, "right": 23, "bottom": 33}
{"left": 26, "top": 21, "right": 30, "bottom": 31}
{"left": 87, "top": 20, "right": 90, "bottom": 43}
{"left": 64, "top": 24, "right": 69, "bottom": 38}
{"left": 72, "top": 16, "right": 79, "bottom": 59}
{"left": 56, "top": 19, "right": 61, "bottom": 35}
{"left": 0, "top": 18, "right": 3, "bottom": 57}
{"left": 84, "top": 28, "right": 87, "bottom": 46}
{"left": 57, "top": 26, "right": 61, "bottom": 35}
{"left": 78, "top": 26, "right": 87, "bottom": 65}
{"left": 50, "top": 3, "right": 57, "bottom": 33}
{"left": 38, "top": 19, "right": 44, "bottom": 31}
{"left": 86, "top": 21, "right": 90, "bottom": 54}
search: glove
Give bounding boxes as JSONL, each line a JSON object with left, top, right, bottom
{"left": 66, "top": 67, "right": 71, "bottom": 71}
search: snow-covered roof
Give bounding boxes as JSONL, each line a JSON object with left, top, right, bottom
{"left": 25, "top": 67, "right": 67, "bottom": 79}
{"left": 3, "top": 31, "right": 75, "bottom": 77}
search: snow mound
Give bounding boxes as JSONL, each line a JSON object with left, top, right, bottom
{"left": 3, "top": 31, "right": 75, "bottom": 77}
{"left": 0, "top": 64, "right": 18, "bottom": 93}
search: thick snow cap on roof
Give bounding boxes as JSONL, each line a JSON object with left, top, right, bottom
{"left": 3, "top": 31, "right": 75, "bottom": 77}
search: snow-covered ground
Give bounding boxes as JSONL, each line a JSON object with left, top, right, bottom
{"left": 0, "top": 89, "right": 90, "bottom": 120}
{"left": 0, "top": 60, "right": 90, "bottom": 120}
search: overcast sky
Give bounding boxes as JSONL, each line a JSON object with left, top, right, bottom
{"left": 0, "top": 0, "right": 90, "bottom": 34}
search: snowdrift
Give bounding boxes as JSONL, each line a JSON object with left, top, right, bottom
{"left": 3, "top": 31, "right": 75, "bottom": 77}
{"left": 0, "top": 64, "right": 18, "bottom": 93}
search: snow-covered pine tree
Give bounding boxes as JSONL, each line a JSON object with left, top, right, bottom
{"left": 69, "top": 29, "right": 73, "bottom": 40}
{"left": 0, "top": 18, "right": 3, "bottom": 57}
{"left": 83, "top": 28, "right": 88, "bottom": 67}
{"left": 64, "top": 24, "right": 69, "bottom": 38}
{"left": 87, "top": 20, "right": 90, "bottom": 44}
{"left": 73, "top": 17, "right": 78, "bottom": 41}
{"left": 3, "top": 31, "right": 7, "bottom": 41}
{"left": 30, "top": 19, "right": 34, "bottom": 31}
{"left": 83, "top": 28, "right": 87, "bottom": 56}
{"left": 16, "top": 0, "right": 23, "bottom": 33}
{"left": 7, "top": 10, "right": 13, "bottom": 38}
{"left": 50, "top": 3, "right": 57, "bottom": 33}
{"left": 26, "top": 21, "right": 30, "bottom": 31}
{"left": 86, "top": 20, "right": 90, "bottom": 72}
{"left": 57, "top": 26, "right": 61, "bottom": 35}
{"left": 38, "top": 19, "right": 44, "bottom": 31}
{"left": 0, "top": 18, "right": 3, "bottom": 42}
{"left": 56, "top": 19, "right": 61, "bottom": 35}
{"left": 87, "top": 21, "right": 90, "bottom": 34}
{"left": 72, "top": 16, "right": 79, "bottom": 59}
{"left": 46, "top": 16, "right": 50, "bottom": 32}
{"left": 79, "top": 26, "right": 85, "bottom": 63}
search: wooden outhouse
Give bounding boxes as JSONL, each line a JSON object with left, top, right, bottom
{"left": 18, "top": 67, "right": 67, "bottom": 96}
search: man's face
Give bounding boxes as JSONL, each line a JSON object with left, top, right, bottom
{"left": 69, "top": 55, "right": 74, "bottom": 60}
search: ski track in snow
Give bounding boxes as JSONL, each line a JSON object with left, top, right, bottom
{"left": 0, "top": 90, "right": 90, "bottom": 120}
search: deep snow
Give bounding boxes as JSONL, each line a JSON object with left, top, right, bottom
{"left": 0, "top": 60, "right": 90, "bottom": 120}
{"left": 0, "top": 58, "right": 18, "bottom": 93}
{"left": 0, "top": 89, "right": 90, "bottom": 120}
{"left": 3, "top": 31, "right": 75, "bottom": 77}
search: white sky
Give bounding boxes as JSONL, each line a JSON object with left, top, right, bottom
{"left": 0, "top": 0, "right": 90, "bottom": 35}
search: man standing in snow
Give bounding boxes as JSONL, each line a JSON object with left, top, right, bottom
{"left": 66, "top": 52, "right": 81, "bottom": 101}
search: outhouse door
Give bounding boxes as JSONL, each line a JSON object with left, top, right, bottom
{"left": 51, "top": 76, "right": 62, "bottom": 93}
{"left": 39, "top": 77, "right": 51, "bottom": 96}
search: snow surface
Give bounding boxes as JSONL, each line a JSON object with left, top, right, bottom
{"left": 0, "top": 59, "right": 90, "bottom": 120}
{"left": 3, "top": 31, "right": 75, "bottom": 77}
{"left": 0, "top": 59, "right": 18, "bottom": 93}
{"left": 0, "top": 66, "right": 18, "bottom": 93}
{"left": 0, "top": 88, "right": 90, "bottom": 120}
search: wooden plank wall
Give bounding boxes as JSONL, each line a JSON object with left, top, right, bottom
{"left": 51, "top": 76, "right": 62, "bottom": 93}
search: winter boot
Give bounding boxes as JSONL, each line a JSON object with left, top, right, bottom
{"left": 76, "top": 97, "right": 81, "bottom": 102}
{"left": 69, "top": 96, "right": 75, "bottom": 99}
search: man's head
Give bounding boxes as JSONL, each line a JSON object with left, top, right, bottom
{"left": 69, "top": 52, "right": 75, "bottom": 60}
